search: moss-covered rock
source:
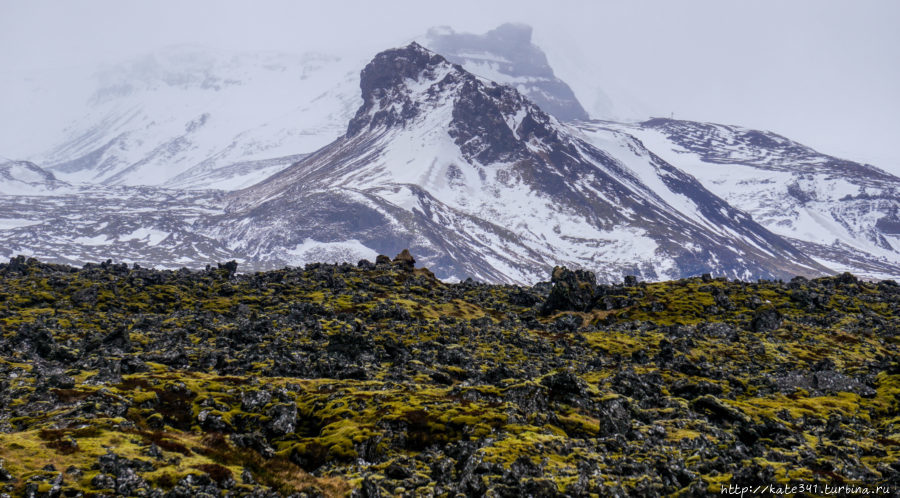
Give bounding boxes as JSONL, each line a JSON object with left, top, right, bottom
{"left": 0, "top": 257, "right": 897, "bottom": 496}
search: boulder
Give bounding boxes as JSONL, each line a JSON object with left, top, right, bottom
{"left": 750, "top": 304, "right": 782, "bottom": 332}
{"left": 540, "top": 266, "right": 597, "bottom": 314}
{"left": 392, "top": 249, "right": 416, "bottom": 271}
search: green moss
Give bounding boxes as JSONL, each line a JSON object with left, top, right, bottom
{"left": 0, "top": 261, "right": 897, "bottom": 496}
{"left": 870, "top": 373, "right": 900, "bottom": 416}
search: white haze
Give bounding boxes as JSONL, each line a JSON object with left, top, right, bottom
{"left": 1, "top": 0, "right": 898, "bottom": 174}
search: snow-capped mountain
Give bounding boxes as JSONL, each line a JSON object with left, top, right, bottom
{"left": 10, "top": 24, "right": 596, "bottom": 193}
{"left": 0, "top": 160, "right": 71, "bottom": 196}
{"left": 423, "top": 23, "right": 590, "bottom": 122}
{"left": 590, "top": 119, "right": 900, "bottom": 279}
{"left": 207, "top": 43, "right": 827, "bottom": 283}
{"left": 3, "top": 34, "right": 895, "bottom": 282}
{"left": 31, "top": 46, "right": 363, "bottom": 189}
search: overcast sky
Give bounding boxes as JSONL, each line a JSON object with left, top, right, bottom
{"left": 2, "top": 0, "right": 899, "bottom": 172}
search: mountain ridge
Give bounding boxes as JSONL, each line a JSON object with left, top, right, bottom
{"left": 593, "top": 118, "right": 900, "bottom": 279}
{"left": 23, "top": 46, "right": 363, "bottom": 190}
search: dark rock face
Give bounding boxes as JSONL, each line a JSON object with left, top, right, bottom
{"left": 230, "top": 432, "right": 275, "bottom": 458}
{"left": 691, "top": 395, "right": 748, "bottom": 425}
{"left": 775, "top": 370, "right": 877, "bottom": 398}
{"left": 0, "top": 461, "right": 13, "bottom": 482}
{"left": 346, "top": 42, "right": 548, "bottom": 167}
{"left": 541, "top": 371, "right": 587, "bottom": 400}
{"left": 266, "top": 403, "right": 298, "bottom": 436}
{"left": 449, "top": 80, "right": 528, "bottom": 164}
{"left": 540, "top": 266, "right": 597, "bottom": 314}
{"left": 670, "top": 378, "right": 723, "bottom": 399}
{"left": 347, "top": 42, "right": 448, "bottom": 136}
{"left": 92, "top": 451, "right": 153, "bottom": 496}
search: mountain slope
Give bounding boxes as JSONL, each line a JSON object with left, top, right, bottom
{"left": 592, "top": 119, "right": 900, "bottom": 279}
{"left": 423, "top": 23, "right": 590, "bottom": 122}
{"left": 32, "top": 46, "right": 361, "bottom": 189}
{"left": 0, "top": 160, "right": 71, "bottom": 196}
{"left": 2, "top": 24, "right": 615, "bottom": 192}
{"left": 210, "top": 43, "right": 828, "bottom": 283}
{"left": 0, "top": 182, "right": 234, "bottom": 267}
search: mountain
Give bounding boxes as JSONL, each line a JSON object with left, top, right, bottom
{"left": 0, "top": 159, "right": 71, "bottom": 196}
{"left": 591, "top": 118, "right": 900, "bottom": 279}
{"left": 209, "top": 43, "right": 828, "bottom": 283}
{"left": 2, "top": 24, "right": 607, "bottom": 192}
{"left": 5, "top": 40, "right": 894, "bottom": 282}
{"left": 28, "top": 46, "right": 362, "bottom": 189}
{"left": 423, "top": 23, "right": 590, "bottom": 122}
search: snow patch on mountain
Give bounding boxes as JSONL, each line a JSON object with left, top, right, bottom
{"left": 598, "top": 119, "right": 900, "bottom": 279}
{"left": 18, "top": 46, "right": 363, "bottom": 189}
{"left": 282, "top": 239, "right": 379, "bottom": 267}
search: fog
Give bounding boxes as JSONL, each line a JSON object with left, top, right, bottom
{"left": 2, "top": 0, "right": 898, "bottom": 172}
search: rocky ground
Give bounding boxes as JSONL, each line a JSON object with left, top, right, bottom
{"left": 0, "top": 253, "right": 897, "bottom": 497}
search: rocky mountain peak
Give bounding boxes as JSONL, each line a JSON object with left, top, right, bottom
{"left": 357, "top": 42, "right": 448, "bottom": 97}
{"left": 346, "top": 43, "right": 458, "bottom": 136}
{"left": 448, "top": 76, "right": 557, "bottom": 164}
{"left": 346, "top": 43, "right": 562, "bottom": 164}
{"left": 485, "top": 23, "right": 534, "bottom": 47}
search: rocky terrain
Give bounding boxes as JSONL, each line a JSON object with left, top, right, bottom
{"left": 0, "top": 253, "right": 897, "bottom": 496}
{"left": 0, "top": 181, "right": 232, "bottom": 270}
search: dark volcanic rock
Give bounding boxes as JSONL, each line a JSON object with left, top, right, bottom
{"left": 670, "top": 378, "right": 723, "bottom": 399}
{"left": 541, "top": 371, "right": 587, "bottom": 400}
{"left": 0, "top": 259, "right": 897, "bottom": 496}
{"left": 775, "top": 370, "right": 877, "bottom": 398}
{"left": 691, "top": 395, "right": 748, "bottom": 425}
{"left": 540, "top": 266, "right": 597, "bottom": 314}
{"left": 0, "top": 461, "right": 13, "bottom": 482}
{"left": 266, "top": 403, "right": 298, "bottom": 436}
{"left": 392, "top": 249, "right": 416, "bottom": 271}
{"left": 750, "top": 304, "right": 782, "bottom": 332}
{"left": 347, "top": 42, "right": 447, "bottom": 136}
